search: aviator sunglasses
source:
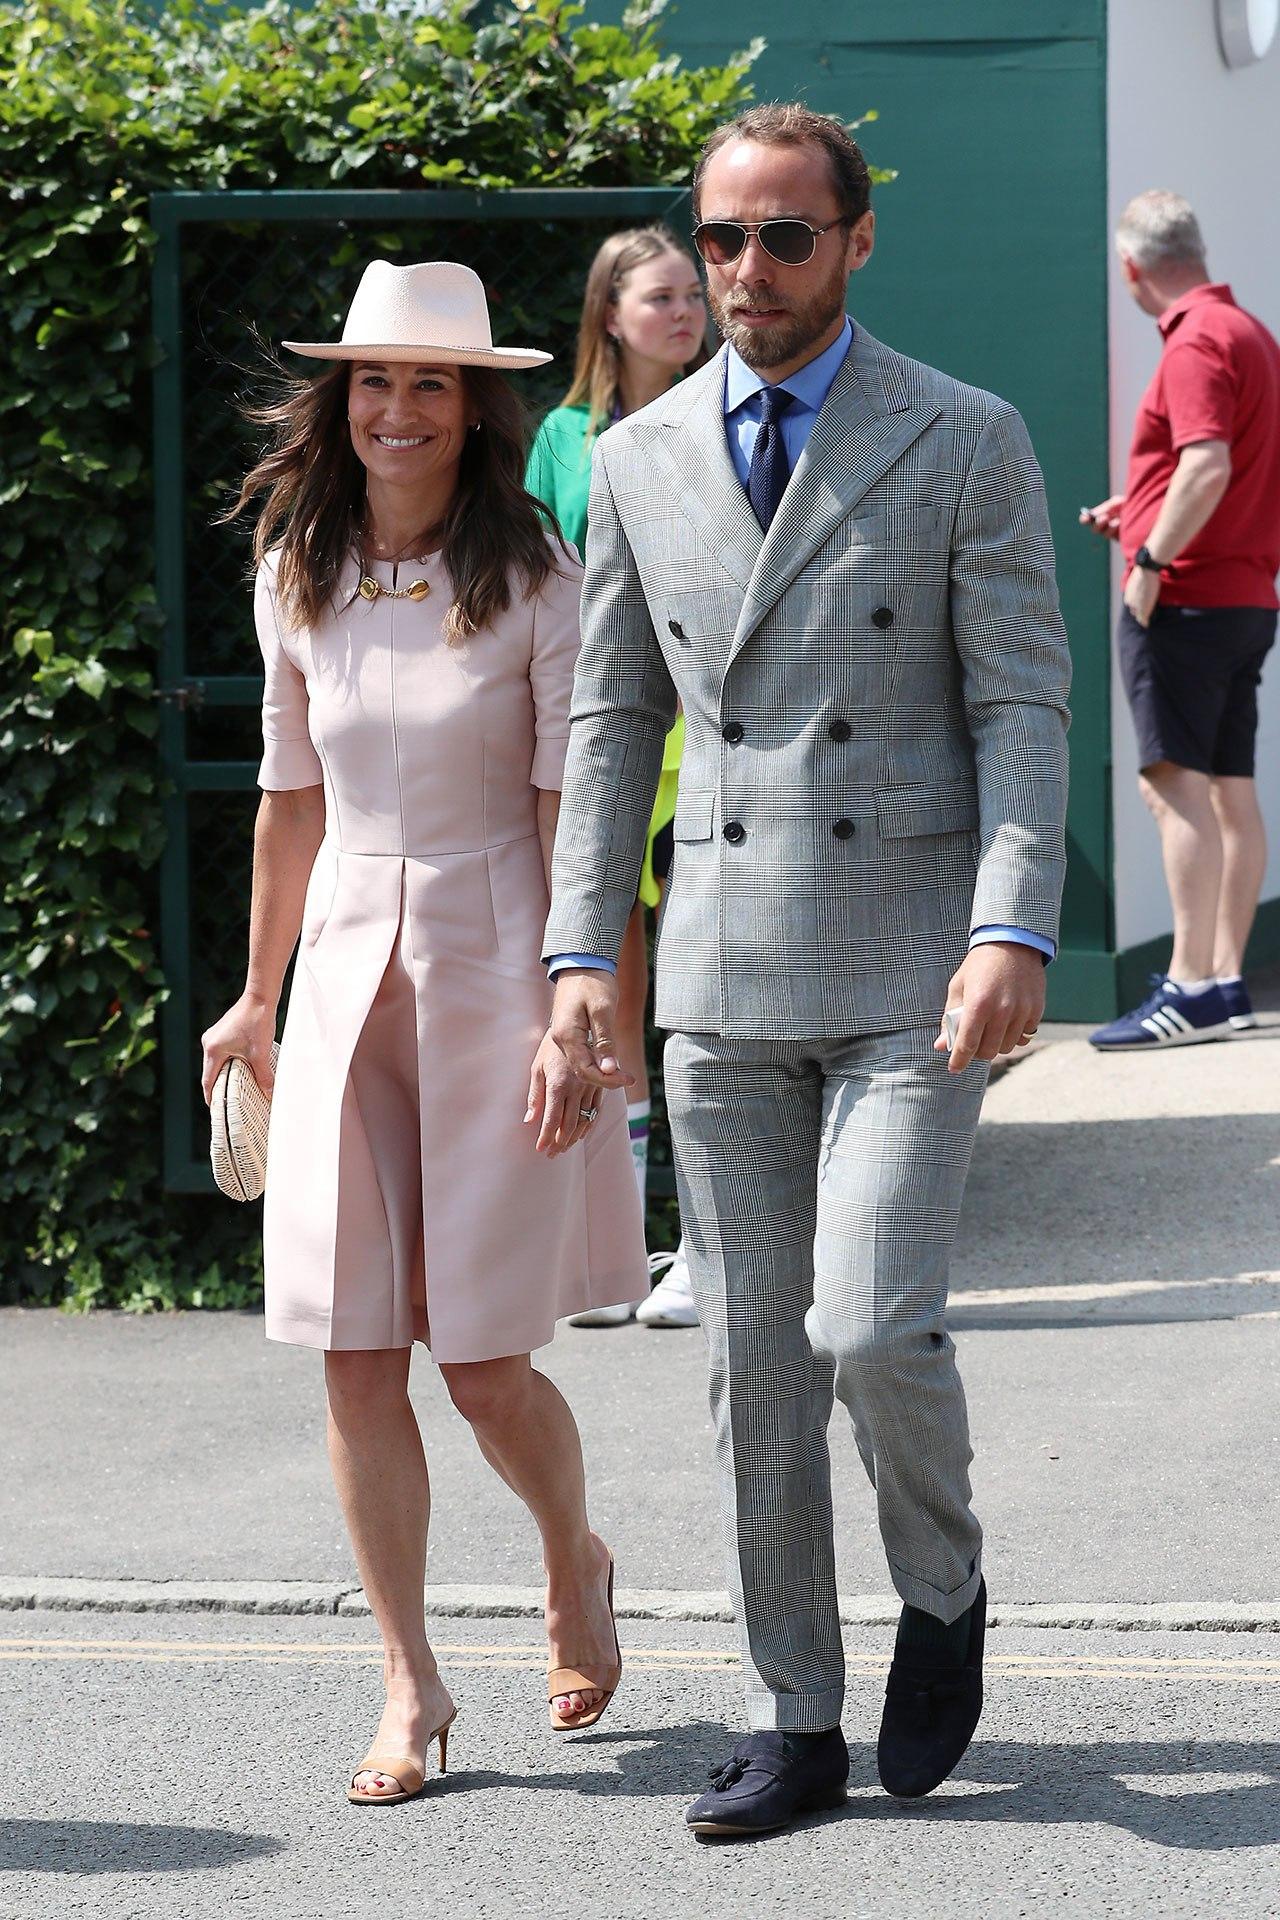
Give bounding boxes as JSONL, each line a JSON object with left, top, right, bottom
{"left": 693, "top": 216, "right": 853, "bottom": 268}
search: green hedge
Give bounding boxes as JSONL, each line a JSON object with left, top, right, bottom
{"left": 0, "top": 0, "right": 764, "bottom": 1309}
{"left": 0, "top": 0, "right": 889, "bottom": 1312}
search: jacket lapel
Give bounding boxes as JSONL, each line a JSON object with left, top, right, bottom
{"left": 635, "top": 351, "right": 763, "bottom": 596}
{"left": 728, "top": 327, "right": 943, "bottom": 663}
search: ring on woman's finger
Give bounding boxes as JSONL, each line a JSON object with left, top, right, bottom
{"left": 579, "top": 1107, "right": 599, "bottom": 1124}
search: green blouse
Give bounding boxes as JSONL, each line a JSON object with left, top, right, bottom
{"left": 525, "top": 403, "right": 684, "bottom": 908}
{"left": 525, "top": 404, "right": 595, "bottom": 556}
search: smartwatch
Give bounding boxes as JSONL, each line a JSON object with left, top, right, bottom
{"left": 1134, "top": 545, "right": 1164, "bottom": 572}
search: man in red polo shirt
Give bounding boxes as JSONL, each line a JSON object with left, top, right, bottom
{"left": 1083, "top": 189, "right": 1280, "bottom": 1050}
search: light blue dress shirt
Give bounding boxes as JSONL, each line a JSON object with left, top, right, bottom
{"left": 548, "top": 321, "right": 1054, "bottom": 975}
{"left": 723, "top": 315, "right": 855, "bottom": 487}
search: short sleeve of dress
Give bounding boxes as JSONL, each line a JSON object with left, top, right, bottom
{"left": 529, "top": 549, "right": 584, "bottom": 792}
{"left": 254, "top": 564, "right": 324, "bottom": 791}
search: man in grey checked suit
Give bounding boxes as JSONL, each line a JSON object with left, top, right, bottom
{"left": 543, "top": 103, "right": 1070, "bottom": 1837}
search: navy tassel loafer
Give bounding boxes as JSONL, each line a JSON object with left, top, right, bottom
{"left": 685, "top": 1728, "right": 849, "bottom": 1837}
{"left": 877, "top": 1579, "right": 986, "bottom": 1798}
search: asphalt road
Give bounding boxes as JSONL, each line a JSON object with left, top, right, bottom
{"left": 1, "top": 1609, "right": 1277, "bottom": 1920}
{"left": 2, "top": 1302, "right": 1278, "bottom": 1606}
{"left": 3, "top": 1019, "right": 1278, "bottom": 1604}
{"left": 2, "top": 1014, "right": 1278, "bottom": 1915}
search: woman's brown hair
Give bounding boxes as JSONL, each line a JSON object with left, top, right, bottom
{"left": 224, "top": 348, "right": 568, "bottom": 639}
{"left": 561, "top": 224, "right": 708, "bottom": 437}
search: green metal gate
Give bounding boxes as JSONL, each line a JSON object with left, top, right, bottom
{"left": 152, "top": 187, "right": 690, "bottom": 1190}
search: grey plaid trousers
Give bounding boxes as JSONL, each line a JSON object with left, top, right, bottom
{"left": 664, "top": 1026, "right": 989, "bottom": 1733}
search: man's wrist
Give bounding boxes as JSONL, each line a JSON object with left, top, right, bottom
{"left": 1133, "top": 543, "right": 1165, "bottom": 572}
{"left": 969, "top": 925, "right": 1055, "bottom": 964}
{"left": 546, "top": 952, "right": 617, "bottom": 979}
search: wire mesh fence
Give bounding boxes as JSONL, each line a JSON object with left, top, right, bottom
{"left": 180, "top": 210, "right": 657, "bottom": 678}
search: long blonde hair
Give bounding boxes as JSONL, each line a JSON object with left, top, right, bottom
{"left": 562, "top": 225, "right": 707, "bottom": 437}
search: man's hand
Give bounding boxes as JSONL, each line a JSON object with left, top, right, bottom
{"left": 936, "top": 943, "right": 1046, "bottom": 1075}
{"left": 1123, "top": 562, "right": 1161, "bottom": 629}
{"left": 1079, "top": 494, "right": 1124, "bottom": 540}
{"left": 549, "top": 968, "right": 635, "bottom": 1091}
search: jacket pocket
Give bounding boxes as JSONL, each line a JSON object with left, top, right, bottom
{"left": 672, "top": 789, "right": 716, "bottom": 841}
{"left": 875, "top": 780, "right": 979, "bottom": 839}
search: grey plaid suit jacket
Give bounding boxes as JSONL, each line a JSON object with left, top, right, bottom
{"left": 544, "top": 326, "right": 1072, "bottom": 1039}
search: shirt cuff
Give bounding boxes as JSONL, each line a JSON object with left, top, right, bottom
{"left": 969, "top": 925, "right": 1056, "bottom": 963}
{"left": 546, "top": 953, "right": 617, "bottom": 977}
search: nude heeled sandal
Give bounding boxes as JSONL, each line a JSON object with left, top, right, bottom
{"left": 347, "top": 1708, "right": 458, "bottom": 1804}
{"left": 548, "top": 1555, "right": 622, "bottom": 1732}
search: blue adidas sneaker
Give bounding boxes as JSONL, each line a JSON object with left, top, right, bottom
{"left": 1217, "top": 977, "right": 1257, "bottom": 1031}
{"left": 1089, "top": 975, "right": 1233, "bottom": 1051}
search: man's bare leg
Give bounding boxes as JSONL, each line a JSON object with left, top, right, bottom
{"left": 1138, "top": 760, "right": 1222, "bottom": 981}
{"left": 1209, "top": 775, "right": 1267, "bottom": 978}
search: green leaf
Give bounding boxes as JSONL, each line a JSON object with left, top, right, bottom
{"left": 73, "top": 661, "right": 109, "bottom": 700}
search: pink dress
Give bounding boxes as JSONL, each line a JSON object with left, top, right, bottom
{"left": 254, "top": 543, "right": 645, "bottom": 1360}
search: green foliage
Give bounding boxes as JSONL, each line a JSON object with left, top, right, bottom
{"left": 0, "top": 0, "right": 765, "bottom": 1309}
{"left": 0, "top": 0, "right": 890, "bottom": 1311}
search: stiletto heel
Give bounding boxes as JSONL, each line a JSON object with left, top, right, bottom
{"left": 348, "top": 1707, "right": 458, "bottom": 1804}
{"left": 548, "top": 1553, "right": 622, "bottom": 1733}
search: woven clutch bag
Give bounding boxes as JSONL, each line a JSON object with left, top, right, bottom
{"left": 210, "top": 1045, "right": 279, "bottom": 1203}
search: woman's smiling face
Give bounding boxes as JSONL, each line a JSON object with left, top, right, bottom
{"left": 347, "top": 361, "right": 476, "bottom": 494}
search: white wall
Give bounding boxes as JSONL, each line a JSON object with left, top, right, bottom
{"left": 1107, "top": 0, "right": 1280, "bottom": 950}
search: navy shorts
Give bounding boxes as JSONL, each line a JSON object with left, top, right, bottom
{"left": 1117, "top": 603, "right": 1277, "bottom": 777}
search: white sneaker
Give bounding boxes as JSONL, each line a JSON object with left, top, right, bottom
{"left": 636, "top": 1245, "right": 699, "bottom": 1328}
{"left": 567, "top": 1301, "right": 637, "bottom": 1327}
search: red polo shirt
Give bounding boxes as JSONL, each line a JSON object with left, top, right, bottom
{"left": 1120, "top": 283, "right": 1280, "bottom": 608}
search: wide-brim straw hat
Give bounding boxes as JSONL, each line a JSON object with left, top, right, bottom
{"left": 283, "top": 259, "right": 552, "bottom": 371}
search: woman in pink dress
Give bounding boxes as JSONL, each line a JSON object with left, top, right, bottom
{"left": 200, "top": 260, "right": 646, "bottom": 1803}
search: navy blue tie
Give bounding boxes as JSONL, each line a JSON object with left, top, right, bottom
{"left": 747, "top": 384, "right": 797, "bottom": 531}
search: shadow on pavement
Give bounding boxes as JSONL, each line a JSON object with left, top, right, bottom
{"left": 403, "top": 1722, "right": 1280, "bottom": 1855}
{"left": 846, "top": 1736, "right": 1280, "bottom": 1851}
{"left": 2, "top": 1732, "right": 1276, "bottom": 1865}
{"left": 0, "top": 1819, "right": 286, "bottom": 1875}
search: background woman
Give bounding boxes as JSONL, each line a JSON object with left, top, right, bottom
{"left": 525, "top": 225, "right": 705, "bottom": 1328}
{"left": 201, "top": 260, "right": 646, "bottom": 1805}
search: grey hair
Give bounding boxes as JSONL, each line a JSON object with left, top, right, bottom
{"left": 1115, "top": 190, "right": 1207, "bottom": 272}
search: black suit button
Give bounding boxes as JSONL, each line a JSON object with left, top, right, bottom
{"left": 871, "top": 606, "right": 894, "bottom": 629}
{"left": 668, "top": 618, "right": 686, "bottom": 638}
{"left": 828, "top": 719, "right": 851, "bottom": 742}
{"left": 723, "top": 820, "right": 747, "bottom": 845}
{"left": 722, "top": 721, "right": 744, "bottom": 744}
{"left": 833, "top": 818, "right": 855, "bottom": 840}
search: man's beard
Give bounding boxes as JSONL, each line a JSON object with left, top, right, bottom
{"left": 708, "top": 262, "right": 847, "bottom": 370}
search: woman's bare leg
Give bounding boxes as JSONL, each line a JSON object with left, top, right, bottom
{"left": 325, "top": 1347, "right": 454, "bottom": 1792}
{"left": 440, "top": 1355, "right": 615, "bottom": 1720}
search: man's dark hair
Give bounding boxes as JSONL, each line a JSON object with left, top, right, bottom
{"left": 692, "top": 103, "right": 872, "bottom": 225}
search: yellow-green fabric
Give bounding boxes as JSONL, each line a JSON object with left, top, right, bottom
{"left": 526, "top": 405, "right": 683, "bottom": 907}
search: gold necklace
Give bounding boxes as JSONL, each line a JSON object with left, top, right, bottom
{"left": 357, "top": 571, "right": 431, "bottom": 603}
{"left": 357, "top": 529, "right": 441, "bottom": 603}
